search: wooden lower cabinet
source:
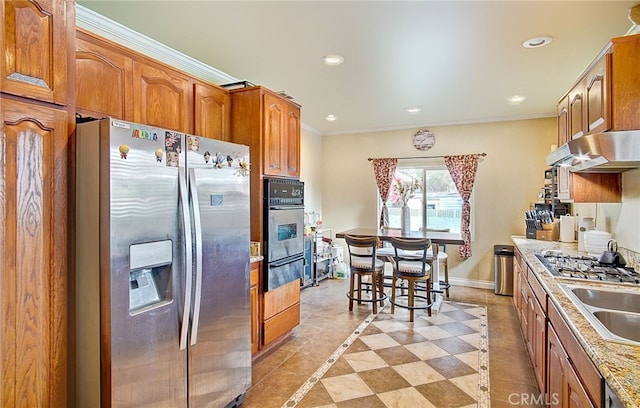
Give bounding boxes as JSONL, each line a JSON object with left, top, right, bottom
{"left": 250, "top": 261, "right": 262, "bottom": 355}
{"left": 0, "top": 97, "right": 70, "bottom": 408}
{"left": 525, "top": 278, "right": 547, "bottom": 393}
{"left": 547, "top": 324, "right": 595, "bottom": 408}
{"left": 548, "top": 301, "right": 602, "bottom": 407}
{"left": 263, "top": 280, "right": 300, "bottom": 346}
{"left": 514, "top": 250, "right": 603, "bottom": 408}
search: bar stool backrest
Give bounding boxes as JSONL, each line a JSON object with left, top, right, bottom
{"left": 390, "top": 237, "right": 432, "bottom": 276}
{"left": 344, "top": 235, "right": 381, "bottom": 272}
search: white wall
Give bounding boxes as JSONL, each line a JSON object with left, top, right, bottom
{"left": 318, "top": 118, "right": 557, "bottom": 285}
{"left": 299, "top": 126, "right": 323, "bottom": 218}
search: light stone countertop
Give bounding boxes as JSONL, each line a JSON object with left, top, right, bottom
{"left": 511, "top": 236, "right": 640, "bottom": 408}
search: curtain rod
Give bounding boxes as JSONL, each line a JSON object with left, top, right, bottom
{"left": 367, "top": 152, "right": 487, "bottom": 161}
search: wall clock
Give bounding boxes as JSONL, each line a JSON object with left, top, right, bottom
{"left": 412, "top": 129, "right": 435, "bottom": 151}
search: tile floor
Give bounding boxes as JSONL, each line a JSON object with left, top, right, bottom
{"left": 244, "top": 279, "right": 542, "bottom": 408}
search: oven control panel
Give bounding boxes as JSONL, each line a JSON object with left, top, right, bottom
{"left": 264, "top": 178, "right": 304, "bottom": 206}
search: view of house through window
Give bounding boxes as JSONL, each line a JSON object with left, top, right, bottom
{"left": 384, "top": 165, "right": 465, "bottom": 233}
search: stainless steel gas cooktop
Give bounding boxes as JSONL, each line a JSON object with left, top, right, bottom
{"left": 535, "top": 252, "right": 639, "bottom": 284}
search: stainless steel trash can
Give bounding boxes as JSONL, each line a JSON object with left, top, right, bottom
{"left": 494, "top": 244, "right": 514, "bottom": 296}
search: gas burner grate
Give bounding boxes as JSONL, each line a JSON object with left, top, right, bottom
{"left": 534, "top": 253, "right": 639, "bottom": 284}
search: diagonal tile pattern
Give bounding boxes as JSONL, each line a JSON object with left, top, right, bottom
{"left": 283, "top": 301, "right": 490, "bottom": 407}
{"left": 244, "top": 280, "right": 542, "bottom": 408}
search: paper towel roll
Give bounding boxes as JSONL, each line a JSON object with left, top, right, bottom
{"left": 560, "top": 215, "right": 575, "bottom": 242}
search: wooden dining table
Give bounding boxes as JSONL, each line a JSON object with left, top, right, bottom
{"left": 335, "top": 227, "right": 465, "bottom": 309}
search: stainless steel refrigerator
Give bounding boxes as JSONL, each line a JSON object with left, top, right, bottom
{"left": 75, "top": 118, "right": 251, "bottom": 407}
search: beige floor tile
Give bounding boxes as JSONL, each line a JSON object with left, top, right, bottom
{"left": 450, "top": 373, "right": 480, "bottom": 400}
{"left": 342, "top": 350, "right": 389, "bottom": 372}
{"left": 392, "top": 361, "right": 446, "bottom": 386}
{"left": 320, "top": 373, "right": 374, "bottom": 402}
{"left": 377, "top": 387, "right": 437, "bottom": 408}
{"left": 403, "top": 340, "right": 450, "bottom": 360}
{"left": 358, "top": 332, "right": 401, "bottom": 350}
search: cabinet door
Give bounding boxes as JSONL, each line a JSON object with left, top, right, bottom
{"left": 284, "top": 105, "right": 300, "bottom": 177}
{"left": 263, "top": 93, "right": 285, "bottom": 176}
{"left": 194, "top": 82, "right": 230, "bottom": 140}
{"left": 547, "top": 325, "right": 566, "bottom": 407}
{"left": 527, "top": 283, "right": 546, "bottom": 393}
{"left": 75, "top": 32, "right": 133, "bottom": 120}
{"left": 585, "top": 55, "right": 610, "bottom": 135}
{"left": 133, "top": 60, "right": 193, "bottom": 133}
{"left": 548, "top": 326, "right": 595, "bottom": 408}
{"left": 0, "top": 97, "right": 69, "bottom": 408}
{"left": 556, "top": 167, "right": 571, "bottom": 201}
{"left": 568, "top": 85, "right": 585, "bottom": 140}
{"left": 557, "top": 96, "right": 570, "bottom": 147}
{"left": 1, "top": 0, "right": 72, "bottom": 105}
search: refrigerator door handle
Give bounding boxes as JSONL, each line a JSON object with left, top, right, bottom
{"left": 189, "top": 168, "right": 204, "bottom": 346}
{"left": 179, "top": 168, "right": 194, "bottom": 350}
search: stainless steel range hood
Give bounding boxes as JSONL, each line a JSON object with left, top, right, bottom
{"left": 546, "top": 131, "right": 640, "bottom": 173}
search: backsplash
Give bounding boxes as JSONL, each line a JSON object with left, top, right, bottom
{"left": 620, "top": 247, "right": 640, "bottom": 270}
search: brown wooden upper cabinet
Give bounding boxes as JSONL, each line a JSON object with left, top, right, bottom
{"left": 263, "top": 92, "right": 301, "bottom": 178}
{"left": 558, "top": 33, "right": 640, "bottom": 144}
{"left": 1, "top": 0, "right": 73, "bottom": 105}
{"left": 553, "top": 34, "right": 640, "bottom": 203}
{"left": 75, "top": 30, "right": 134, "bottom": 120}
{"left": 132, "top": 59, "right": 193, "bottom": 133}
{"left": 557, "top": 95, "right": 570, "bottom": 147}
{"left": 230, "top": 86, "right": 301, "bottom": 179}
{"left": 76, "top": 30, "right": 231, "bottom": 139}
{"left": 194, "top": 81, "right": 231, "bottom": 141}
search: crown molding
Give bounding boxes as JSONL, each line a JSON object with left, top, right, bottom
{"left": 76, "top": 5, "right": 237, "bottom": 85}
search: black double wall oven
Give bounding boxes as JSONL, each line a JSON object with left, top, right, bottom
{"left": 263, "top": 178, "right": 305, "bottom": 291}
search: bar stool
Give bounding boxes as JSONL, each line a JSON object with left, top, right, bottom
{"left": 389, "top": 237, "right": 432, "bottom": 322}
{"left": 344, "top": 235, "right": 387, "bottom": 314}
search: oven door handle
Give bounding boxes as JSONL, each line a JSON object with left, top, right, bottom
{"left": 269, "top": 206, "right": 304, "bottom": 210}
{"left": 270, "top": 254, "right": 305, "bottom": 268}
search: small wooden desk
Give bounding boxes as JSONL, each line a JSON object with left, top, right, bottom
{"left": 335, "top": 228, "right": 464, "bottom": 310}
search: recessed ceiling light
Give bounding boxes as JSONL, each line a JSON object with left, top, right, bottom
{"left": 405, "top": 106, "right": 422, "bottom": 114}
{"left": 325, "top": 114, "right": 337, "bottom": 122}
{"left": 322, "top": 55, "right": 344, "bottom": 66}
{"left": 507, "top": 95, "right": 526, "bottom": 105}
{"left": 522, "top": 36, "right": 553, "bottom": 48}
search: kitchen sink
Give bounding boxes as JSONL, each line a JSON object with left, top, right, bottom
{"left": 570, "top": 288, "right": 640, "bottom": 314}
{"left": 559, "top": 284, "right": 640, "bottom": 346}
{"left": 593, "top": 311, "right": 640, "bottom": 343}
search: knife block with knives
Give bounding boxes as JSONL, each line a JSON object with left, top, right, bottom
{"left": 525, "top": 210, "right": 559, "bottom": 241}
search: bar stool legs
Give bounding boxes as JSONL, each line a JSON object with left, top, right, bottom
{"left": 391, "top": 276, "right": 432, "bottom": 322}
{"left": 348, "top": 270, "right": 385, "bottom": 314}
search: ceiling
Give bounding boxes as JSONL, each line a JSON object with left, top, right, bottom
{"left": 77, "top": 1, "right": 639, "bottom": 135}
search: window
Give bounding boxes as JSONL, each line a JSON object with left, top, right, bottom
{"left": 382, "top": 163, "right": 469, "bottom": 233}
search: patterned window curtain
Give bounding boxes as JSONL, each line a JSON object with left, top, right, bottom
{"left": 444, "top": 154, "right": 480, "bottom": 259}
{"left": 371, "top": 158, "right": 398, "bottom": 228}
